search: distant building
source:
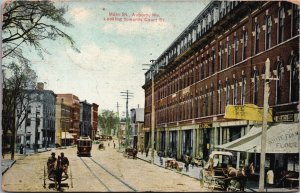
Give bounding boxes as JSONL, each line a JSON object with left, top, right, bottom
{"left": 56, "top": 94, "right": 80, "bottom": 142}
{"left": 17, "top": 84, "right": 56, "bottom": 149}
{"left": 91, "top": 103, "right": 99, "bottom": 141}
{"left": 80, "top": 100, "right": 92, "bottom": 137}
{"left": 55, "top": 98, "right": 73, "bottom": 146}
{"left": 130, "top": 108, "right": 144, "bottom": 150}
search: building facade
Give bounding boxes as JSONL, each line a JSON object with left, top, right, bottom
{"left": 17, "top": 86, "right": 56, "bottom": 149}
{"left": 56, "top": 94, "right": 80, "bottom": 142}
{"left": 55, "top": 98, "right": 72, "bottom": 146}
{"left": 130, "top": 108, "right": 144, "bottom": 150}
{"left": 91, "top": 103, "right": 99, "bottom": 141}
{"left": 80, "top": 100, "right": 92, "bottom": 137}
{"left": 143, "top": 0, "right": 299, "bottom": 169}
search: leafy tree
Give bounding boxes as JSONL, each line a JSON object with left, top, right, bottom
{"left": 98, "top": 110, "right": 119, "bottom": 136}
{"left": 2, "top": 0, "right": 79, "bottom": 64}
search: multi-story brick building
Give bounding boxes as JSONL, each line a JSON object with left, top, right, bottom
{"left": 143, "top": 1, "right": 299, "bottom": 170}
{"left": 80, "top": 100, "right": 92, "bottom": 137}
{"left": 55, "top": 98, "right": 72, "bottom": 146}
{"left": 91, "top": 103, "right": 99, "bottom": 141}
{"left": 56, "top": 94, "right": 80, "bottom": 142}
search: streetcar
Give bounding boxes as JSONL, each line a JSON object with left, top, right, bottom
{"left": 77, "top": 136, "right": 92, "bottom": 157}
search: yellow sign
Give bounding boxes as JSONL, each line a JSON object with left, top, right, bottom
{"left": 224, "top": 104, "right": 273, "bottom": 122}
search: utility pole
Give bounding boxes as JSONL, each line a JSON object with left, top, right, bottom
{"left": 258, "top": 58, "right": 270, "bottom": 192}
{"left": 120, "top": 90, "right": 133, "bottom": 149}
{"left": 143, "top": 59, "right": 160, "bottom": 164}
{"left": 116, "top": 102, "right": 121, "bottom": 150}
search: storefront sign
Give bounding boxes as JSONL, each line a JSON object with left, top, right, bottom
{"left": 199, "top": 123, "right": 212, "bottom": 128}
{"left": 274, "top": 114, "right": 294, "bottom": 122}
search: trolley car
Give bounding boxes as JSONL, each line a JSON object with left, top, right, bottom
{"left": 77, "top": 136, "right": 92, "bottom": 157}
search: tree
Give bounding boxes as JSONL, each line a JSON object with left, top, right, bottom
{"left": 98, "top": 110, "right": 119, "bottom": 136}
{"left": 2, "top": 63, "right": 37, "bottom": 160}
{"left": 2, "top": 0, "right": 79, "bottom": 64}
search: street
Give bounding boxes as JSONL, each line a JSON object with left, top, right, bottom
{"left": 2, "top": 141, "right": 208, "bottom": 192}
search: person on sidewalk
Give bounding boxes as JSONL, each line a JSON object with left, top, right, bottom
{"left": 184, "top": 154, "right": 190, "bottom": 172}
{"left": 199, "top": 166, "right": 204, "bottom": 187}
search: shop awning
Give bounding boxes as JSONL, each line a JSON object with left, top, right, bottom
{"left": 61, "top": 132, "right": 74, "bottom": 139}
{"left": 216, "top": 123, "right": 299, "bottom": 153}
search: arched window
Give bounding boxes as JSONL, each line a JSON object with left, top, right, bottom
{"left": 220, "top": 44, "right": 224, "bottom": 70}
{"left": 218, "top": 82, "right": 222, "bottom": 114}
{"left": 275, "top": 59, "right": 284, "bottom": 104}
{"left": 226, "top": 80, "right": 230, "bottom": 106}
{"left": 265, "top": 16, "right": 272, "bottom": 50}
{"left": 255, "top": 23, "right": 260, "bottom": 54}
{"left": 289, "top": 53, "right": 299, "bottom": 102}
{"left": 292, "top": 4, "right": 299, "bottom": 36}
{"left": 253, "top": 70, "right": 259, "bottom": 105}
{"left": 233, "top": 79, "right": 238, "bottom": 105}
{"left": 227, "top": 39, "right": 231, "bottom": 67}
{"left": 241, "top": 75, "right": 246, "bottom": 105}
{"left": 278, "top": 7, "right": 285, "bottom": 43}
{"left": 242, "top": 30, "right": 248, "bottom": 60}
{"left": 234, "top": 34, "right": 239, "bottom": 64}
{"left": 211, "top": 84, "right": 214, "bottom": 115}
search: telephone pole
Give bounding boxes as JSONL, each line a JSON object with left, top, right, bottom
{"left": 120, "top": 90, "right": 134, "bottom": 149}
{"left": 116, "top": 102, "right": 121, "bottom": 149}
{"left": 258, "top": 58, "right": 270, "bottom": 192}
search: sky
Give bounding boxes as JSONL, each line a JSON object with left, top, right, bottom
{"left": 17, "top": 0, "right": 210, "bottom": 117}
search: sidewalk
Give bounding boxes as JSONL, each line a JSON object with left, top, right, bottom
{"left": 136, "top": 152, "right": 299, "bottom": 192}
{"left": 1, "top": 147, "right": 52, "bottom": 175}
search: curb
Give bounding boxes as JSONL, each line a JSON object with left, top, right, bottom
{"left": 2, "top": 160, "right": 16, "bottom": 175}
{"left": 136, "top": 156, "right": 200, "bottom": 180}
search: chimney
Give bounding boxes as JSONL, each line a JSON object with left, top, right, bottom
{"left": 36, "top": 82, "right": 44, "bottom": 90}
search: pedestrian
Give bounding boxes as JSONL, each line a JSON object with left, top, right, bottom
{"left": 184, "top": 155, "right": 189, "bottom": 172}
{"left": 113, "top": 142, "right": 116, "bottom": 149}
{"left": 60, "top": 152, "right": 69, "bottom": 177}
{"left": 19, "top": 144, "right": 24, "bottom": 154}
{"left": 47, "top": 152, "right": 57, "bottom": 176}
{"left": 108, "top": 142, "right": 110, "bottom": 147}
{"left": 146, "top": 148, "right": 149, "bottom": 157}
{"left": 199, "top": 166, "right": 204, "bottom": 187}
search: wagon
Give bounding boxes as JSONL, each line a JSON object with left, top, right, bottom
{"left": 203, "top": 151, "right": 245, "bottom": 191}
{"left": 123, "top": 148, "right": 137, "bottom": 159}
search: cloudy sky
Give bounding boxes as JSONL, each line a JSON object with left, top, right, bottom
{"left": 26, "top": 0, "right": 210, "bottom": 116}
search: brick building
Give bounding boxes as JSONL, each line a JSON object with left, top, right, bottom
{"left": 143, "top": 1, "right": 299, "bottom": 170}
{"left": 91, "top": 103, "right": 99, "bottom": 141}
{"left": 56, "top": 94, "right": 80, "bottom": 142}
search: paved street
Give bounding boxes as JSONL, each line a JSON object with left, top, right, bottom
{"left": 2, "top": 141, "right": 208, "bottom": 192}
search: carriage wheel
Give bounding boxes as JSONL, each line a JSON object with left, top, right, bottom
{"left": 70, "top": 165, "right": 73, "bottom": 188}
{"left": 43, "top": 166, "right": 46, "bottom": 188}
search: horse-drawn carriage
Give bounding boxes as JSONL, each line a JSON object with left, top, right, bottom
{"left": 203, "top": 151, "right": 253, "bottom": 191}
{"left": 98, "top": 141, "right": 105, "bottom": 150}
{"left": 43, "top": 155, "right": 73, "bottom": 190}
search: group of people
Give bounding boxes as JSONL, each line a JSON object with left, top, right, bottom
{"left": 47, "top": 152, "right": 69, "bottom": 190}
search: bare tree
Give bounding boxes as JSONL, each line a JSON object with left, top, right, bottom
{"left": 2, "top": 63, "right": 37, "bottom": 160}
{"left": 2, "top": 0, "right": 79, "bottom": 64}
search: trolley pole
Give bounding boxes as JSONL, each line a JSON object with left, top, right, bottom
{"left": 151, "top": 73, "right": 155, "bottom": 164}
{"left": 258, "top": 58, "right": 270, "bottom": 192}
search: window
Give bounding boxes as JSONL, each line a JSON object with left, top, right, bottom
{"left": 289, "top": 53, "right": 299, "bottom": 102}
{"left": 253, "top": 70, "right": 259, "bottom": 105}
{"left": 212, "top": 50, "right": 216, "bottom": 74}
{"left": 292, "top": 4, "right": 299, "bottom": 36}
{"left": 241, "top": 76, "right": 246, "bottom": 105}
{"left": 227, "top": 39, "right": 231, "bottom": 67}
{"left": 226, "top": 81, "right": 230, "bottom": 106}
{"left": 220, "top": 44, "right": 224, "bottom": 70}
{"left": 265, "top": 16, "right": 272, "bottom": 50}
{"left": 218, "top": 83, "right": 222, "bottom": 114}
{"left": 201, "top": 63, "right": 204, "bottom": 79}
{"left": 234, "top": 35, "right": 239, "bottom": 64}
{"left": 211, "top": 85, "right": 214, "bottom": 115}
{"left": 195, "top": 97, "right": 198, "bottom": 118}
{"left": 278, "top": 8, "right": 285, "bottom": 43}
{"left": 206, "top": 59, "right": 209, "bottom": 77}
{"left": 276, "top": 60, "right": 284, "bottom": 104}
{"left": 242, "top": 30, "right": 248, "bottom": 60}
{"left": 26, "top": 118, "right": 31, "bottom": 126}
{"left": 233, "top": 79, "right": 238, "bottom": 105}
{"left": 255, "top": 23, "right": 260, "bottom": 54}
